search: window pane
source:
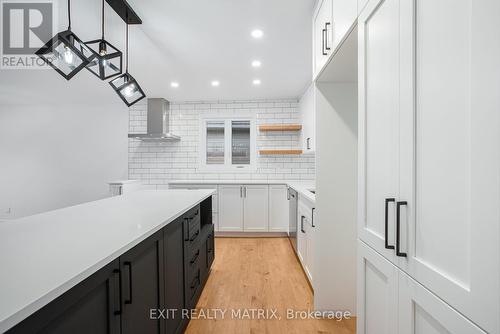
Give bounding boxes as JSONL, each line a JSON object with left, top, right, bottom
{"left": 206, "top": 121, "right": 225, "bottom": 164}
{"left": 231, "top": 120, "right": 250, "bottom": 165}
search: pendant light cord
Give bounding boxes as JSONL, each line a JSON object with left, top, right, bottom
{"left": 67, "top": 0, "right": 71, "bottom": 30}
{"left": 101, "top": 0, "right": 105, "bottom": 39}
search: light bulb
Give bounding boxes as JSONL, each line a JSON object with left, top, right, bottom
{"left": 63, "top": 46, "right": 74, "bottom": 64}
{"left": 101, "top": 58, "right": 108, "bottom": 67}
{"left": 122, "top": 83, "right": 136, "bottom": 97}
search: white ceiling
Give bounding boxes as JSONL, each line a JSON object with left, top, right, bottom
{"left": 129, "top": 0, "right": 315, "bottom": 101}
{"left": 0, "top": 0, "right": 315, "bottom": 105}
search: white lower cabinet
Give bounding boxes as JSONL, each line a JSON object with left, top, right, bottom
{"left": 268, "top": 185, "right": 289, "bottom": 232}
{"left": 243, "top": 185, "right": 269, "bottom": 232}
{"left": 219, "top": 185, "right": 244, "bottom": 231}
{"left": 219, "top": 184, "right": 269, "bottom": 232}
{"left": 297, "top": 197, "right": 315, "bottom": 285}
{"left": 358, "top": 240, "right": 487, "bottom": 334}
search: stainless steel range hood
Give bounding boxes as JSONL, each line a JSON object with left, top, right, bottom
{"left": 128, "top": 98, "right": 180, "bottom": 141}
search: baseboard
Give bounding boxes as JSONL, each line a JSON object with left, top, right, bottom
{"left": 215, "top": 231, "right": 288, "bottom": 238}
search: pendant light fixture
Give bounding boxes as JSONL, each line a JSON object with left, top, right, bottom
{"left": 35, "top": 0, "right": 93, "bottom": 80}
{"left": 85, "top": 0, "right": 123, "bottom": 80}
{"left": 110, "top": 20, "right": 145, "bottom": 107}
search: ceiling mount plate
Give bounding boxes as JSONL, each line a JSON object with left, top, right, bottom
{"left": 105, "top": 0, "right": 142, "bottom": 24}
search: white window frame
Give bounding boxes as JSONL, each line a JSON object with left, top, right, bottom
{"left": 199, "top": 114, "right": 256, "bottom": 172}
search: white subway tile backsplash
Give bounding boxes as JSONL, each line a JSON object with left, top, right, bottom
{"left": 128, "top": 99, "right": 315, "bottom": 188}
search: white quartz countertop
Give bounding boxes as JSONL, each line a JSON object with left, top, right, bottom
{"left": 0, "top": 189, "right": 214, "bottom": 332}
{"left": 168, "top": 179, "right": 316, "bottom": 204}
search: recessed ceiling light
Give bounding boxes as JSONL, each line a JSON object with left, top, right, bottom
{"left": 170, "top": 82, "right": 179, "bottom": 88}
{"left": 252, "top": 79, "right": 261, "bottom": 85}
{"left": 251, "top": 29, "right": 264, "bottom": 39}
{"left": 211, "top": 80, "right": 220, "bottom": 87}
{"left": 251, "top": 60, "right": 262, "bottom": 68}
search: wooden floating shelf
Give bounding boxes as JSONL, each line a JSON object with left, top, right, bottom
{"left": 259, "top": 149, "right": 303, "bottom": 155}
{"left": 259, "top": 124, "right": 302, "bottom": 132}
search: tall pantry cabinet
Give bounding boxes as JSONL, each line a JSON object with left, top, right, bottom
{"left": 357, "top": 0, "right": 500, "bottom": 333}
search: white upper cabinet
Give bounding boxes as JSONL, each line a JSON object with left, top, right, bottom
{"left": 219, "top": 185, "right": 244, "bottom": 231}
{"left": 243, "top": 185, "right": 269, "bottom": 232}
{"left": 358, "top": 0, "right": 401, "bottom": 266}
{"left": 269, "top": 185, "right": 289, "bottom": 232}
{"left": 331, "top": 0, "right": 357, "bottom": 49}
{"left": 299, "top": 83, "right": 316, "bottom": 153}
{"left": 313, "top": 0, "right": 358, "bottom": 78}
{"left": 313, "top": 0, "right": 333, "bottom": 76}
{"left": 358, "top": 0, "right": 500, "bottom": 332}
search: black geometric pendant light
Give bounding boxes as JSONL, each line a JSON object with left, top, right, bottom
{"left": 35, "top": 0, "right": 94, "bottom": 80}
{"left": 110, "top": 21, "right": 145, "bottom": 107}
{"left": 85, "top": 0, "right": 123, "bottom": 80}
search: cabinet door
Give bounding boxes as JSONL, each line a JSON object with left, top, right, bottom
{"left": 300, "top": 84, "right": 316, "bottom": 153}
{"left": 218, "top": 185, "right": 244, "bottom": 231}
{"left": 314, "top": 0, "right": 333, "bottom": 75}
{"left": 163, "top": 218, "right": 185, "bottom": 334}
{"left": 269, "top": 185, "right": 289, "bottom": 232}
{"left": 297, "top": 211, "right": 307, "bottom": 265}
{"left": 243, "top": 185, "right": 269, "bottom": 232}
{"left": 304, "top": 216, "right": 314, "bottom": 284}
{"left": 357, "top": 0, "right": 401, "bottom": 265}
{"left": 357, "top": 240, "right": 398, "bottom": 334}
{"left": 120, "top": 231, "right": 165, "bottom": 334}
{"left": 8, "top": 260, "right": 121, "bottom": 334}
{"left": 397, "top": 1, "right": 500, "bottom": 332}
{"left": 331, "top": 0, "right": 357, "bottom": 50}
{"left": 398, "top": 272, "right": 487, "bottom": 334}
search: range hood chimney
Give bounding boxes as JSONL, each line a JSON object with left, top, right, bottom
{"left": 128, "top": 98, "right": 180, "bottom": 141}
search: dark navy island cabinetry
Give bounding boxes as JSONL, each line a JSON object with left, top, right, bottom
{"left": 7, "top": 197, "right": 215, "bottom": 334}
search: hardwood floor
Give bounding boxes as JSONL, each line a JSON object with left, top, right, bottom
{"left": 185, "top": 237, "right": 356, "bottom": 334}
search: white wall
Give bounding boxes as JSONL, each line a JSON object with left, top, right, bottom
{"left": 0, "top": 103, "right": 128, "bottom": 218}
{"left": 128, "top": 99, "right": 315, "bottom": 185}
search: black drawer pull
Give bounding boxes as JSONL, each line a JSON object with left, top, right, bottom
{"left": 184, "top": 218, "right": 190, "bottom": 241}
{"left": 190, "top": 250, "right": 200, "bottom": 264}
{"left": 190, "top": 230, "right": 199, "bottom": 242}
{"left": 300, "top": 215, "right": 305, "bottom": 233}
{"left": 324, "top": 22, "right": 331, "bottom": 50}
{"left": 112, "top": 269, "right": 121, "bottom": 315}
{"left": 396, "top": 201, "right": 408, "bottom": 257}
{"left": 385, "top": 198, "right": 395, "bottom": 250}
{"left": 311, "top": 207, "right": 315, "bottom": 227}
{"left": 124, "top": 261, "right": 133, "bottom": 304}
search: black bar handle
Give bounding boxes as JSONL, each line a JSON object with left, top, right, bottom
{"left": 124, "top": 261, "right": 133, "bottom": 304}
{"left": 287, "top": 187, "right": 290, "bottom": 200}
{"left": 322, "top": 28, "right": 327, "bottom": 55}
{"left": 190, "top": 230, "right": 200, "bottom": 242}
{"left": 325, "top": 22, "right": 331, "bottom": 50}
{"left": 112, "top": 269, "right": 121, "bottom": 315}
{"left": 385, "top": 198, "right": 396, "bottom": 250}
{"left": 311, "top": 208, "right": 316, "bottom": 227}
{"left": 396, "top": 201, "right": 408, "bottom": 257}
{"left": 190, "top": 250, "right": 200, "bottom": 264}
{"left": 307, "top": 138, "right": 311, "bottom": 150}
{"left": 301, "top": 215, "right": 305, "bottom": 233}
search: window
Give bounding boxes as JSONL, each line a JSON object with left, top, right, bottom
{"left": 200, "top": 117, "right": 255, "bottom": 170}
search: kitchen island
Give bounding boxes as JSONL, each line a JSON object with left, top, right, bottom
{"left": 0, "top": 189, "right": 215, "bottom": 333}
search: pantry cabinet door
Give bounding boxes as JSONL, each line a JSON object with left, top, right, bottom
{"left": 331, "top": 0, "right": 357, "bottom": 50}
{"left": 218, "top": 185, "right": 244, "bottom": 231}
{"left": 357, "top": 0, "right": 401, "bottom": 265}
{"left": 398, "top": 272, "right": 487, "bottom": 334}
{"left": 243, "top": 185, "right": 269, "bottom": 232}
{"left": 397, "top": 1, "right": 500, "bottom": 332}
{"left": 357, "top": 240, "right": 398, "bottom": 334}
